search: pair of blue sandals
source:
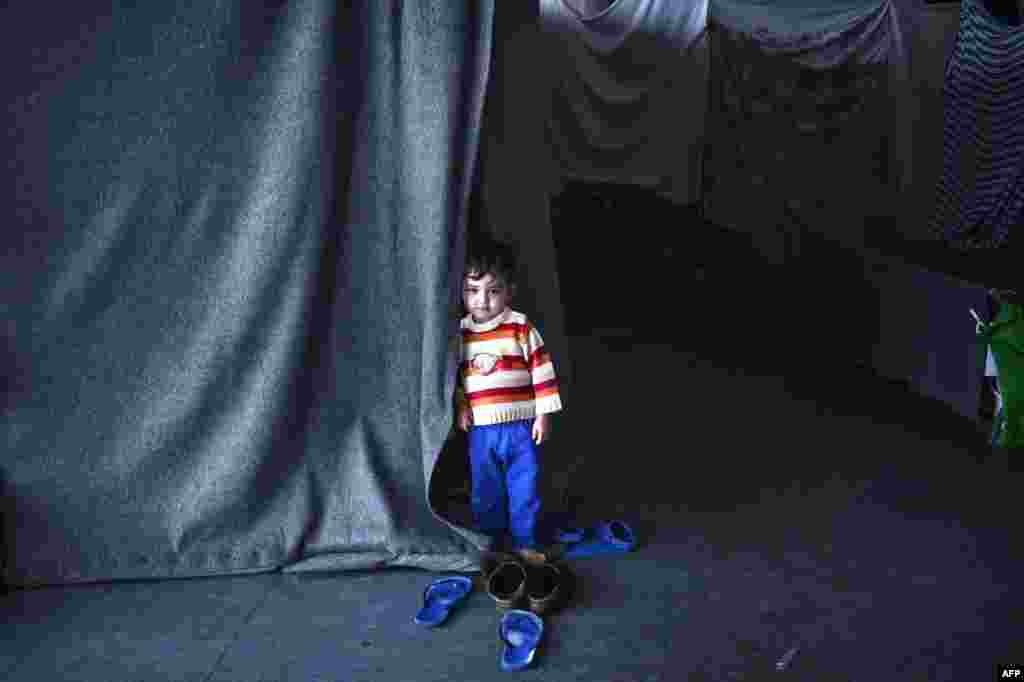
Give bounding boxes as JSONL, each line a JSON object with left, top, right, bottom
{"left": 413, "top": 520, "right": 635, "bottom": 672}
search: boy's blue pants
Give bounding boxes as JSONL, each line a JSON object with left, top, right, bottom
{"left": 468, "top": 419, "right": 542, "bottom": 550}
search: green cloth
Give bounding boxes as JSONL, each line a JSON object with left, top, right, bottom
{"left": 980, "top": 302, "right": 1024, "bottom": 448}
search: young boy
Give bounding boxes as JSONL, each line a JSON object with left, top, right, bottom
{"left": 455, "top": 239, "right": 563, "bottom": 563}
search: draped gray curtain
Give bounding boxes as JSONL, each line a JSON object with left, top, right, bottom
{"left": 0, "top": 0, "right": 494, "bottom": 587}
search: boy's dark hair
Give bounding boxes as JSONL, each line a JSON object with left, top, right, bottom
{"left": 465, "top": 236, "right": 519, "bottom": 291}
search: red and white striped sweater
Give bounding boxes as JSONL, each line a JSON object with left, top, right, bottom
{"left": 456, "top": 308, "right": 563, "bottom": 426}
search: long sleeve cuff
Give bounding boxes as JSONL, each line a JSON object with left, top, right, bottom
{"left": 535, "top": 392, "right": 563, "bottom": 416}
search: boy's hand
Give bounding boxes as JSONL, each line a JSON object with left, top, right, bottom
{"left": 458, "top": 405, "right": 473, "bottom": 432}
{"left": 532, "top": 414, "right": 550, "bottom": 445}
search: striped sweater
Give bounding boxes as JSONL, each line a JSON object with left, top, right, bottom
{"left": 456, "top": 308, "right": 563, "bottom": 426}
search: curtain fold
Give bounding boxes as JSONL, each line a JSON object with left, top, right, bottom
{"left": 0, "top": 0, "right": 494, "bottom": 587}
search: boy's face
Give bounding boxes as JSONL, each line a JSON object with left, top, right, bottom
{"left": 463, "top": 271, "right": 510, "bottom": 324}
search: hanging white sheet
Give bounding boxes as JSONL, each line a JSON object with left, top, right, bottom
{"left": 541, "top": 0, "right": 710, "bottom": 200}
{"left": 714, "top": 0, "right": 925, "bottom": 192}
{"left": 541, "top": 0, "right": 925, "bottom": 197}
{"left": 711, "top": 0, "right": 921, "bottom": 69}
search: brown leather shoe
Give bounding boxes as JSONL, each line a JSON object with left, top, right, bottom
{"left": 515, "top": 547, "right": 548, "bottom": 565}
{"left": 486, "top": 560, "right": 527, "bottom": 610}
{"left": 478, "top": 551, "right": 516, "bottom": 582}
{"left": 525, "top": 562, "right": 566, "bottom": 615}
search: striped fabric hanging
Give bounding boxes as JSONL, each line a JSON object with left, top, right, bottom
{"left": 930, "top": 0, "right": 1024, "bottom": 250}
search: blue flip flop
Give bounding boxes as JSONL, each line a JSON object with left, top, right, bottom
{"left": 563, "top": 520, "right": 636, "bottom": 558}
{"left": 498, "top": 609, "right": 544, "bottom": 672}
{"left": 413, "top": 575, "right": 474, "bottom": 627}
{"left": 554, "top": 527, "right": 585, "bottom": 544}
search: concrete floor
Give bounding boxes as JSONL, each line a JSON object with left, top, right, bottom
{"left": 2, "top": 224, "right": 1021, "bottom": 681}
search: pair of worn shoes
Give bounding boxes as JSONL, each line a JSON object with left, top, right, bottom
{"left": 483, "top": 554, "right": 572, "bottom": 616}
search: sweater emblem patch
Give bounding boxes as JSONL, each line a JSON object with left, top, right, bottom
{"left": 471, "top": 353, "right": 500, "bottom": 375}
